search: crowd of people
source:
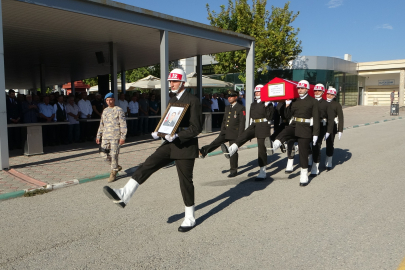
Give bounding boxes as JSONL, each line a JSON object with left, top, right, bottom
{"left": 5, "top": 90, "right": 162, "bottom": 150}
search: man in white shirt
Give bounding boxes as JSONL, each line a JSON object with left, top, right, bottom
{"left": 211, "top": 93, "right": 220, "bottom": 128}
{"left": 77, "top": 92, "right": 93, "bottom": 142}
{"left": 117, "top": 93, "right": 129, "bottom": 116}
{"left": 66, "top": 96, "right": 81, "bottom": 143}
{"left": 128, "top": 95, "right": 139, "bottom": 136}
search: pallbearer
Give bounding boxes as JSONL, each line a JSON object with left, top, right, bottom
{"left": 103, "top": 68, "right": 202, "bottom": 233}
{"left": 324, "top": 87, "right": 344, "bottom": 170}
{"left": 199, "top": 90, "right": 245, "bottom": 177}
{"left": 273, "top": 80, "right": 319, "bottom": 186}
{"left": 221, "top": 84, "right": 274, "bottom": 180}
{"left": 309, "top": 84, "right": 334, "bottom": 176}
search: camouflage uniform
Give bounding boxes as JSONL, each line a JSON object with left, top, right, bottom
{"left": 97, "top": 106, "right": 127, "bottom": 171}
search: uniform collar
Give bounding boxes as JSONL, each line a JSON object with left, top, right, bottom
{"left": 300, "top": 94, "right": 308, "bottom": 99}
{"left": 176, "top": 89, "right": 186, "bottom": 100}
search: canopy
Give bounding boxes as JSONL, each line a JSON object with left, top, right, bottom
{"left": 155, "top": 72, "right": 234, "bottom": 89}
{"left": 126, "top": 75, "right": 161, "bottom": 91}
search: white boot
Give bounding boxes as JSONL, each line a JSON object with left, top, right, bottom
{"left": 273, "top": 139, "right": 282, "bottom": 151}
{"left": 299, "top": 168, "right": 309, "bottom": 186}
{"left": 222, "top": 143, "right": 238, "bottom": 159}
{"left": 325, "top": 156, "right": 333, "bottom": 170}
{"left": 310, "top": 162, "right": 319, "bottom": 176}
{"left": 308, "top": 154, "right": 313, "bottom": 166}
{"left": 285, "top": 158, "right": 294, "bottom": 174}
{"left": 256, "top": 166, "right": 266, "bottom": 180}
{"left": 103, "top": 178, "right": 139, "bottom": 208}
{"left": 178, "top": 205, "right": 196, "bottom": 232}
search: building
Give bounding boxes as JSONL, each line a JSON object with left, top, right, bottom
{"left": 179, "top": 54, "right": 405, "bottom": 107}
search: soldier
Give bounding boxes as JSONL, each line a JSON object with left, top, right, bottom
{"left": 272, "top": 80, "right": 319, "bottom": 186}
{"left": 221, "top": 84, "right": 274, "bottom": 180}
{"left": 309, "top": 84, "right": 335, "bottom": 176}
{"left": 269, "top": 101, "right": 297, "bottom": 174}
{"left": 103, "top": 68, "right": 202, "bottom": 233}
{"left": 324, "top": 87, "right": 344, "bottom": 170}
{"left": 96, "top": 93, "right": 127, "bottom": 183}
{"left": 199, "top": 90, "right": 246, "bottom": 177}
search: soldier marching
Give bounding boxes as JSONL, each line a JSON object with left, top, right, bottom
{"left": 199, "top": 89, "right": 246, "bottom": 177}
{"left": 96, "top": 93, "right": 127, "bottom": 183}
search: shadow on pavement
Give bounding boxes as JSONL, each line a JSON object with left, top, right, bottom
{"left": 167, "top": 176, "right": 273, "bottom": 226}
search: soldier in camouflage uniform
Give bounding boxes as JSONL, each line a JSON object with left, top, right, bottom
{"left": 96, "top": 93, "right": 127, "bottom": 182}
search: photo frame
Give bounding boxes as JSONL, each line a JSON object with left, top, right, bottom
{"left": 155, "top": 102, "right": 190, "bottom": 137}
{"left": 268, "top": 82, "right": 285, "bottom": 98}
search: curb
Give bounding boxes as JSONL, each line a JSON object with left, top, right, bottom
{"left": 1, "top": 115, "right": 403, "bottom": 201}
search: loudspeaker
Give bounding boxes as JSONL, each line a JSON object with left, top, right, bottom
{"left": 95, "top": 51, "right": 105, "bottom": 64}
{"left": 98, "top": 74, "right": 109, "bottom": 96}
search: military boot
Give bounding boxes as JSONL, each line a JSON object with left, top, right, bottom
{"left": 108, "top": 170, "right": 118, "bottom": 183}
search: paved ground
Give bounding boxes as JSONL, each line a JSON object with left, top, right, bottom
{"left": 0, "top": 105, "right": 400, "bottom": 195}
{"left": 0, "top": 107, "right": 404, "bottom": 269}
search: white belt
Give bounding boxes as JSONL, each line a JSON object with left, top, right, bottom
{"left": 290, "top": 117, "right": 313, "bottom": 126}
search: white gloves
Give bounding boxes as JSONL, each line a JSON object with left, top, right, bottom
{"left": 313, "top": 136, "right": 318, "bottom": 145}
{"left": 338, "top": 132, "right": 342, "bottom": 140}
{"left": 286, "top": 100, "right": 292, "bottom": 105}
{"left": 151, "top": 132, "right": 159, "bottom": 139}
{"left": 264, "top": 101, "right": 270, "bottom": 107}
{"left": 249, "top": 118, "right": 253, "bottom": 125}
{"left": 165, "top": 134, "right": 178, "bottom": 142}
{"left": 324, "top": 133, "right": 330, "bottom": 140}
{"left": 273, "top": 139, "right": 282, "bottom": 150}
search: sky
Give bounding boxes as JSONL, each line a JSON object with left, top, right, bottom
{"left": 117, "top": 0, "right": 405, "bottom": 63}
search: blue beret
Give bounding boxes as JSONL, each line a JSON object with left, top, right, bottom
{"left": 105, "top": 93, "right": 114, "bottom": 100}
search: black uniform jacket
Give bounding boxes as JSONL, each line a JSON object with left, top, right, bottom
{"left": 166, "top": 91, "right": 202, "bottom": 159}
{"left": 276, "top": 101, "right": 289, "bottom": 124}
{"left": 285, "top": 95, "right": 320, "bottom": 139}
{"left": 316, "top": 98, "right": 335, "bottom": 129}
{"left": 219, "top": 102, "right": 246, "bottom": 140}
{"left": 6, "top": 97, "right": 22, "bottom": 123}
{"left": 327, "top": 100, "right": 344, "bottom": 134}
{"left": 249, "top": 101, "right": 274, "bottom": 138}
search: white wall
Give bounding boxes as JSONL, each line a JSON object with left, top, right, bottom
{"left": 364, "top": 73, "right": 400, "bottom": 86}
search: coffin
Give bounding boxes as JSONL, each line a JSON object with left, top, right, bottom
{"left": 260, "top": 77, "right": 326, "bottom": 102}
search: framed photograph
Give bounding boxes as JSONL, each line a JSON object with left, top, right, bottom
{"left": 268, "top": 82, "right": 285, "bottom": 97}
{"left": 155, "top": 102, "right": 190, "bottom": 137}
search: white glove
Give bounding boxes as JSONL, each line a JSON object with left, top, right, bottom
{"left": 286, "top": 100, "right": 292, "bottom": 105}
{"left": 264, "top": 101, "right": 270, "bottom": 107}
{"left": 249, "top": 118, "right": 253, "bottom": 125}
{"left": 273, "top": 139, "right": 282, "bottom": 150}
{"left": 151, "top": 132, "right": 159, "bottom": 139}
{"left": 165, "top": 134, "right": 178, "bottom": 142}
{"left": 338, "top": 132, "right": 342, "bottom": 140}
{"left": 324, "top": 132, "right": 330, "bottom": 140}
{"left": 313, "top": 136, "right": 318, "bottom": 145}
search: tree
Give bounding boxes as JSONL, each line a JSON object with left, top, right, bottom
{"left": 206, "top": 0, "right": 302, "bottom": 83}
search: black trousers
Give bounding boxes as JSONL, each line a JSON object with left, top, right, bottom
{"left": 7, "top": 126, "right": 22, "bottom": 150}
{"left": 235, "top": 126, "right": 267, "bottom": 167}
{"left": 286, "top": 139, "right": 296, "bottom": 159}
{"left": 312, "top": 125, "right": 327, "bottom": 163}
{"left": 201, "top": 135, "right": 238, "bottom": 173}
{"left": 212, "top": 109, "right": 219, "bottom": 128}
{"left": 55, "top": 123, "right": 68, "bottom": 144}
{"left": 276, "top": 125, "right": 311, "bottom": 169}
{"left": 326, "top": 132, "right": 336, "bottom": 157}
{"left": 132, "top": 143, "right": 195, "bottom": 207}
{"left": 80, "top": 120, "right": 91, "bottom": 141}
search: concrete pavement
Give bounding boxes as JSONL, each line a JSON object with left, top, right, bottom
{"left": 0, "top": 105, "right": 401, "bottom": 197}
{"left": 0, "top": 109, "right": 404, "bottom": 269}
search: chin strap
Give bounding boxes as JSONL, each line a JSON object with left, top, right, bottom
{"left": 171, "top": 82, "right": 183, "bottom": 93}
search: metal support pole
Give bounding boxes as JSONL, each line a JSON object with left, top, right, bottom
{"left": 399, "top": 70, "right": 404, "bottom": 107}
{"left": 71, "top": 80, "right": 75, "bottom": 95}
{"left": 245, "top": 41, "right": 255, "bottom": 128}
{"left": 40, "top": 64, "right": 46, "bottom": 95}
{"left": 109, "top": 42, "right": 118, "bottom": 100}
{"left": 0, "top": 0, "right": 9, "bottom": 169}
{"left": 121, "top": 70, "right": 126, "bottom": 94}
{"left": 196, "top": 55, "right": 202, "bottom": 103}
{"left": 160, "top": 30, "right": 169, "bottom": 113}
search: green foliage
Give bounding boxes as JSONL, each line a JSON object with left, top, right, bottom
{"left": 83, "top": 77, "right": 99, "bottom": 87}
{"left": 206, "top": 0, "right": 302, "bottom": 83}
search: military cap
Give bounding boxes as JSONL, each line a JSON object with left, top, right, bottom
{"left": 105, "top": 92, "right": 114, "bottom": 100}
{"left": 227, "top": 90, "right": 238, "bottom": 97}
